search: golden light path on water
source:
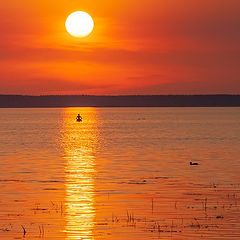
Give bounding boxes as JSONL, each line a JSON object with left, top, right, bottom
{"left": 61, "top": 108, "right": 98, "bottom": 240}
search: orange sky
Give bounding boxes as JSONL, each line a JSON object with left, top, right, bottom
{"left": 1, "top": 0, "right": 240, "bottom": 95}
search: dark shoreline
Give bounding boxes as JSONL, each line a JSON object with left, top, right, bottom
{"left": 1, "top": 94, "right": 240, "bottom": 108}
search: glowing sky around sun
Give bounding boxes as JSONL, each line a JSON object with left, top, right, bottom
{"left": 0, "top": 0, "right": 240, "bottom": 95}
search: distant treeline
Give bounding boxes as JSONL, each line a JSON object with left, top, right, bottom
{"left": 0, "top": 95, "right": 240, "bottom": 108}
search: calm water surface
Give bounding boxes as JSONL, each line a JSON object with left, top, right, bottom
{"left": 0, "top": 107, "right": 240, "bottom": 239}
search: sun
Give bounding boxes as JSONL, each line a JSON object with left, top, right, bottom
{"left": 65, "top": 11, "right": 94, "bottom": 38}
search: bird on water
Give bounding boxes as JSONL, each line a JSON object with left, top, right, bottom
{"left": 190, "top": 162, "right": 199, "bottom": 166}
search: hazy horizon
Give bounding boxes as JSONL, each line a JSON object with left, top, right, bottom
{"left": 1, "top": 93, "right": 240, "bottom": 97}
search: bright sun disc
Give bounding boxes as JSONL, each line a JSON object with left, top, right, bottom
{"left": 65, "top": 11, "right": 94, "bottom": 38}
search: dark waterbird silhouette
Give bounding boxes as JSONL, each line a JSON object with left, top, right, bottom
{"left": 190, "top": 162, "right": 199, "bottom": 166}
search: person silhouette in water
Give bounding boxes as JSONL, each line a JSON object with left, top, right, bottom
{"left": 76, "top": 114, "right": 82, "bottom": 122}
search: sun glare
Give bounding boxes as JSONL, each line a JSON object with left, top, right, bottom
{"left": 65, "top": 11, "right": 94, "bottom": 38}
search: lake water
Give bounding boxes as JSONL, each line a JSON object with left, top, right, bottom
{"left": 0, "top": 107, "right": 240, "bottom": 240}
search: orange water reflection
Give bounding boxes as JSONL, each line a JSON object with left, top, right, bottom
{"left": 62, "top": 108, "right": 98, "bottom": 240}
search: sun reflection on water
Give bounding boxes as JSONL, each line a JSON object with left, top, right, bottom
{"left": 61, "top": 108, "right": 98, "bottom": 240}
